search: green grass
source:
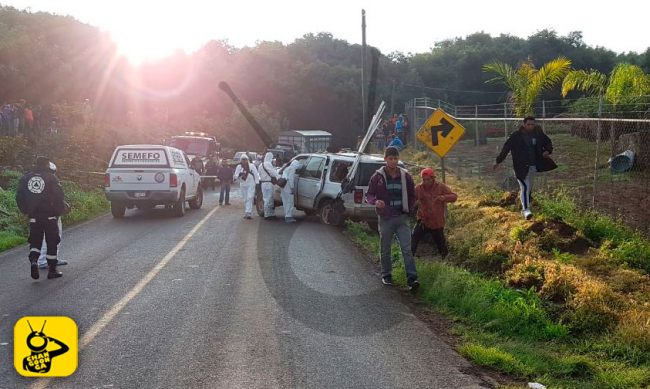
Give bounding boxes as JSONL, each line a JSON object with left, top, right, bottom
{"left": 537, "top": 189, "right": 650, "bottom": 273}
{"left": 0, "top": 171, "right": 108, "bottom": 252}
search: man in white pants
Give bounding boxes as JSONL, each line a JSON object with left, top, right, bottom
{"left": 233, "top": 155, "right": 259, "bottom": 219}
{"left": 493, "top": 116, "right": 557, "bottom": 219}
{"left": 281, "top": 160, "right": 301, "bottom": 223}
{"left": 37, "top": 162, "right": 67, "bottom": 269}
{"left": 258, "top": 152, "right": 281, "bottom": 220}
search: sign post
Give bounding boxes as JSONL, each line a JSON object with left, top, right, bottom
{"left": 415, "top": 108, "right": 466, "bottom": 183}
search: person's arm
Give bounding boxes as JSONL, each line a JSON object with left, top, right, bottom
{"left": 251, "top": 165, "right": 260, "bottom": 184}
{"left": 541, "top": 133, "right": 553, "bottom": 158}
{"left": 45, "top": 336, "right": 69, "bottom": 358}
{"left": 494, "top": 135, "right": 514, "bottom": 168}
{"left": 439, "top": 184, "right": 458, "bottom": 203}
{"left": 233, "top": 165, "right": 241, "bottom": 182}
{"left": 366, "top": 174, "right": 378, "bottom": 205}
{"left": 406, "top": 173, "right": 416, "bottom": 213}
{"left": 50, "top": 176, "right": 66, "bottom": 216}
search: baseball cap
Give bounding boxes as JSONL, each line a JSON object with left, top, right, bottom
{"left": 420, "top": 168, "right": 435, "bottom": 178}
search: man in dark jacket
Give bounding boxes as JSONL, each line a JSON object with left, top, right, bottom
{"left": 366, "top": 146, "right": 419, "bottom": 290}
{"left": 493, "top": 116, "right": 557, "bottom": 220}
{"left": 217, "top": 161, "right": 234, "bottom": 206}
{"left": 16, "top": 156, "right": 67, "bottom": 280}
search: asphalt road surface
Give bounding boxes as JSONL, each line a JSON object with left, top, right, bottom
{"left": 0, "top": 186, "right": 494, "bottom": 388}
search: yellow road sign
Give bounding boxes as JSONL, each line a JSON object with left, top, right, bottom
{"left": 416, "top": 109, "right": 465, "bottom": 158}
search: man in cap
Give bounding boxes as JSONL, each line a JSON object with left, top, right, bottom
{"left": 411, "top": 168, "right": 457, "bottom": 258}
{"left": 15, "top": 156, "right": 67, "bottom": 280}
{"left": 37, "top": 161, "right": 68, "bottom": 269}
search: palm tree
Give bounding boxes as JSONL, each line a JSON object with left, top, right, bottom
{"left": 483, "top": 57, "right": 572, "bottom": 117}
{"left": 562, "top": 63, "right": 650, "bottom": 109}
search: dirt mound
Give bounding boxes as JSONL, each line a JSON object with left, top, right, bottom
{"left": 529, "top": 219, "right": 593, "bottom": 255}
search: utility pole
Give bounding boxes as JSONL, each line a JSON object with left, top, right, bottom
{"left": 361, "top": 10, "right": 367, "bottom": 133}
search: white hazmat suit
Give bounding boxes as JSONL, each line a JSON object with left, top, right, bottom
{"left": 281, "top": 160, "right": 301, "bottom": 222}
{"left": 233, "top": 156, "right": 260, "bottom": 218}
{"left": 258, "top": 152, "right": 281, "bottom": 218}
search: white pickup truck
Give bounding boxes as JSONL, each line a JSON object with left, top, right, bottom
{"left": 104, "top": 145, "right": 203, "bottom": 218}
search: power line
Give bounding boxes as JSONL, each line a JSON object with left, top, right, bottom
{"left": 401, "top": 83, "right": 508, "bottom": 95}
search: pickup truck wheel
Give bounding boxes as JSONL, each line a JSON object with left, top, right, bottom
{"left": 111, "top": 201, "right": 126, "bottom": 218}
{"left": 255, "top": 189, "right": 265, "bottom": 217}
{"left": 188, "top": 186, "right": 203, "bottom": 209}
{"left": 319, "top": 199, "right": 343, "bottom": 226}
{"left": 172, "top": 189, "right": 186, "bottom": 217}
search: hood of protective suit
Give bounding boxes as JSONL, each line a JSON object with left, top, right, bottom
{"left": 264, "top": 152, "right": 274, "bottom": 164}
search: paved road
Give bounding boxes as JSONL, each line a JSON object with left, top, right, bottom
{"left": 0, "top": 187, "right": 492, "bottom": 388}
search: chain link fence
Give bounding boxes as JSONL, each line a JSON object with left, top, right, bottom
{"left": 406, "top": 97, "right": 650, "bottom": 235}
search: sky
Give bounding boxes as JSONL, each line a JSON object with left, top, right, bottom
{"left": 2, "top": 0, "right": 648, "bottom": 65}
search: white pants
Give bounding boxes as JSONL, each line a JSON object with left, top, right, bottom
{"left": 516, "top": 166, "right": 536, "bottom": 212}
{"left": 261, "top": 182, "right": 275, "bottom": 217}
{"left": 280, "top": 188, "right": 295, "bottom": 219}
{"left": 38, "top": 217, "right": 62, "bottom": 265}
{"left": 240, "top": 184, "right": 255, "bottom": 215}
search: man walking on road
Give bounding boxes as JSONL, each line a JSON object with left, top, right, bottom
{"left": 366, "top": 146, "right": 419, "bottom": 290}
{"left": 259, "top": 152, "right": 281, "bottom": 220}
{"left": 36, "top": 162, "right": 68, "bottom": 270}
{"left": 233, "top": 155, "right": 259, "bottom": 219}
{"left": 493, "top": 116, "right": 557, "bottom": 220}
{"left": 15, "top": 156, "right": 67, "bottom": 280}
{"left": 217, "top": 161, "right": 234, "bottom": 205}
{"left": 412, "top": 168, "right": 457, "bottom": 258}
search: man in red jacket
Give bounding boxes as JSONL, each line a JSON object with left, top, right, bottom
{"left": 412, "top": 168, "right": 457, "bottom": 258}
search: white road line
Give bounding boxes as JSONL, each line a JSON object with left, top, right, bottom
{"left": 29, "top": 205, "right": 220, "bottom": 389}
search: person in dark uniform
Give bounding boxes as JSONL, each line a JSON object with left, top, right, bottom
{"left": 16, "top": 156, "right": 68, "bottom": 280}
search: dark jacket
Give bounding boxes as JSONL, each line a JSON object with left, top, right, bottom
{"left": 366, "top": 166, "right": 416, "bottom": 218}
{"left": 496, "top": 125, "right": 557, "bottom": 180}
{"left": 16, "top": 168, "right": 66, "bottom": 218}
{"left": 217, "top": 165, "right": 234, "bottom": 183}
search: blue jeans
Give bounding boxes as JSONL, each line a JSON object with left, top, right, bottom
{"left": 379, "top": 214, "right": 417, "bottom": 281}
{"left": 219, "top": 183, "right": 231, "bottom": 204}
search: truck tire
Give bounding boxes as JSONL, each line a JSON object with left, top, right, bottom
{"left": 188, "top": 186, "right": 203, "bottom": 209}
{"left": 172, "top": 189, "right": 186, "bottom": 217}
{"left": 319, "top": 199, "right": 343, "bottom": 226}
{"left": 255, "top": 188, "right": 265, "bottom": 217}
{"left": 111, "top": 201, "right": 126, "bottom": 218}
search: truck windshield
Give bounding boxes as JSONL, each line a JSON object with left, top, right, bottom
{"left": 170, "top": 138, "right": 209, "bottom": 157}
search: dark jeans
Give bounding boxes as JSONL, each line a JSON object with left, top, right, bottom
{"left": 379, "top": 214, "right": 417, "bottom": 281}
{"left": 28, "top": 217, "right": 60, "bottom": 265}
{"left": 411, "top": 221, "right": 448, "bottom": 257}
{"left": 219, "top": 183, "right": 231, "bottom": 204}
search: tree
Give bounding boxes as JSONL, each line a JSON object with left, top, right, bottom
{"left": 483, "top": 57, "right": 572, "bottom": 116}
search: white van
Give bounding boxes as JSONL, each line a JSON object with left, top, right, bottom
{"left": 104, "top": 145, "right": 203, "bottom": 218}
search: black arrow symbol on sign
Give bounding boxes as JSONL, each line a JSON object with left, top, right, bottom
{"left": 430, "top": 118, "right": 454, "bottom": 146}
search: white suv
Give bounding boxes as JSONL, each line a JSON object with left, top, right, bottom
{"left": 258, "top": 152, "right": 396, "bottom": 227}
{"left": 104, "top": 145, "right": 203, "bottom": 218}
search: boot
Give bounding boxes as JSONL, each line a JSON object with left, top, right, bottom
{"left": 30, "top": 257, "right": 39, "bottom": 280}
{"left": 47, "top": 260, "right": 62, "bottom": 279}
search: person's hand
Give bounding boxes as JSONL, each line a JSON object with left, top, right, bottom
{"left": 493, "top": 163, "right": 500, "bottom": 170}
{"left": 434, "top": 196, "right": 444, "bottom": 203}
{"left": 542, "top": 151, "right": 550, "bottom": 158}
{"left": 375, "top": 200, "right": 386, "bottom": 209}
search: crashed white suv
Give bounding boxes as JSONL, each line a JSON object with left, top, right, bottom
{"left": 104, "top": 145, "right": 203, "bottom": 218}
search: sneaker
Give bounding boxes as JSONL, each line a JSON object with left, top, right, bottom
{"left": 264, "top": 216, "right": 276, "bottom": 220}
{"left": 523, "top": 210, "right": 533, "bottom": 220}
{"left": 408, "top": 279, "right": 420, "bottom": 291}
{"left": 38, "top": 262, "right": 48, "bottom": 269}
{"left": 41, "top": 259, "right": 67, "bottom": 268}
{"left": 381, "top": 275, "right": 393, "bottom": 286}
{"left": 30, "top": 260, "right": 39, "bottom": 280}
{"left": 285, "top": 218, "right": 296, "bottom": 223}
{"left": 244, "top": 213, "right": 252, "bottom": 220}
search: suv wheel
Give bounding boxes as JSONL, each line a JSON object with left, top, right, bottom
{"left": 189, "top": 186, "right": 203, "bottom": 209}
{"left": 255, "top": 188, "right": 265, "bottom": 217}
{"left": 111, "top": 201, "right": 126, "bottom": 218}
{"left": 172, "top": 189, "right": 186, "bottom": 217}
{"left": 319, "top": 199, "right": 344, "bottom": 226}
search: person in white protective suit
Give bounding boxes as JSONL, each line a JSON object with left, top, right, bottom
{"left": 233, "top": 155, "right": 260, "bottom": 219}
{"left": 281, "top": 160, "right": 301, "bottom": 223}
{"left": 258, "top": 152, "right": 281, "bottom": 220}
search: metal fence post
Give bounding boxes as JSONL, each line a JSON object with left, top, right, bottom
{"left": 503, "top": 102, "right": 508, "bottom": 140}
{"left": 474, "top": 105, "right": 479, "bottom": 146}
{"left": 592, "top": 95, "right": 603, "bottom": 209}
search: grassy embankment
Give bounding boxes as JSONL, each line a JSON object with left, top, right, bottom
{"left": 0, "top": 172, "right": 108, "bottom": 252}
{"left": 345, "top": 148, "right": 650, "bottom": 388}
